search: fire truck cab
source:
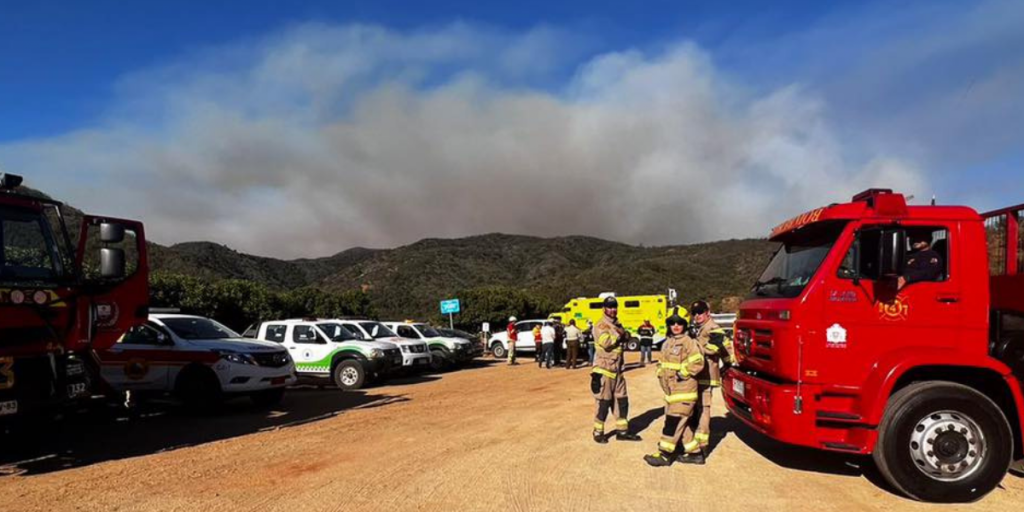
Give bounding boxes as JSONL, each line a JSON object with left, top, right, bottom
{"left": 0, "top": 173, "right": 149, "bottom": 421}
{"left": 723, "top": 189, "right": 1024, "bottom": 503}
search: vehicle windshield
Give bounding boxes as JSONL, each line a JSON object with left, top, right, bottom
{"left": 358, "top": 321, "right": 397, "bottom": 339}
{"left": 0, "top": 206, "right": 66, "bottom": 283}
{"left": 318, "top": 323, "right": 359, "bottom": 341}
{"left": 751, "top": 221, "right": 847, "bottom": 299}
{"left": 161, "top": 317, "right": 240, "bottom": 340}
{"left": 416, "top": 324, "right": 442, "bottom": 337}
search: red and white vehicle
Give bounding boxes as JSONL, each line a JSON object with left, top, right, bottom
{"left": 722, "top": 189, "right": 1024, "bottom": 502}
{"left": 99, "top": 314, "right": 296, "bottom": 407}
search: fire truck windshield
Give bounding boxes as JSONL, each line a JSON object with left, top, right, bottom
{"left": 0, "top": 206, "right": 66, "bottom": 283}
{"left": 751, "top": 221, "right": 846, "bottom": 299}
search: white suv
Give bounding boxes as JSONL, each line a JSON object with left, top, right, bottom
{"left": 252, "top": 319, "right": 402, "bottom": 390}
{"left": 332, "top": 319, "right": 432, "bottom": 371}
{"left": 383, "top": 321, "right": 475, "bottom": 371}
{"left": 99, "top": 314, "right": 296, "bottom": 408}
{"left": 488, "top": 319, "right": 564, "bottom": 359}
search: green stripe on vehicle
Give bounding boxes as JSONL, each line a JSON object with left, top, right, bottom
{"left": 295, "top": 346, "right": 368, "bottom": 373}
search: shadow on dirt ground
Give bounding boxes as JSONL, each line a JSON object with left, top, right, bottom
{"left": 723, "top": 413, "right": 897, "bottom": 494}
{"left": 0, "top": 388, "right": 406, "bottom": 477}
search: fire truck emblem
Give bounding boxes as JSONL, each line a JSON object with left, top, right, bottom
{"left": 826, "top": 324, "right": 848, "bottom": 348}
{"left": 878, "top": 296, "right": 910, "bottom": 321}
{"left": 124, "top": 359, "right": 150, "bottom": 380}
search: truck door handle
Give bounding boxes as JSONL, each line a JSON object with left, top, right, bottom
{"left": 936, "top": 294, "right": 960, "bottom": 304}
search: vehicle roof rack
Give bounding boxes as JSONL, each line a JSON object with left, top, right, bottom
{"left": 149, "top": 307, "right": 182, "bottom": 314}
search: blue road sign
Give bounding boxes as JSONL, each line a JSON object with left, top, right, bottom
{"left": 440, "top": 299, "right": 461, "bottom": 315}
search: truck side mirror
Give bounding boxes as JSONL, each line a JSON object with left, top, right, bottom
{"left": 100, "top": 222, "right": 126, "bottom": 243}
{"left": 100, "top": 248, "right": 126, "bottom": 279}
{"left": 877, "top": 228, "right": 906, "bottom": 278}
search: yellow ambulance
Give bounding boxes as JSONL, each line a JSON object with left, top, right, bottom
{"left": 549, "top": 294, "right": 688, "bottom": 350}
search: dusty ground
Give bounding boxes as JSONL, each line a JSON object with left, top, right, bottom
{"left": 1, "top": 353, "right": 1023, "bottom": 511}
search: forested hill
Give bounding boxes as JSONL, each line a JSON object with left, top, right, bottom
{"left": 150, "top": 234, "right": 776, "bottom": 319}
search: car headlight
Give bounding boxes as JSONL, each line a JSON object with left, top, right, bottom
{"left": 400, "top": 345, "right": 410, "bottom": 353}
{"left": 369, "top": 348, "right": 384, "bottom": 359}
{"left": 221, "top": 351, "right": 256, "bottom": 365}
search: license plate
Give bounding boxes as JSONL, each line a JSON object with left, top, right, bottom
{"left": 270, "top": 376, "right": 286, "bottom": 385}
{"left": 732, "top": 379, "right": 745, "bottom": 397}
{"left": 67, "top": 382, "right": 87, "bottom": 397}
{"left": 0, "top": 400, "right": 18, "bottom": 416}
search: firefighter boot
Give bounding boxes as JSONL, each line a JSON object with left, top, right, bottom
{"left": 644, "top": 451, "right": 674, "bottom": 467}
{"left": 616, "top": 431, "right": 642, "bottom": 441}
{"left": 677, "top": 451, "right": 706, "bottom": 465}
{"left": 593, "top": 431, "right": 608, "bottom": 444}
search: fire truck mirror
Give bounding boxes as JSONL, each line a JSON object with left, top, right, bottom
{"left": 100, "top": 247, "right": 126, "bottom": 279}
{"left": 878, "top": 228, "right": 907, "bottom": 278}
{"left": 100, "top": 222, "right": 126, "bottom": 244}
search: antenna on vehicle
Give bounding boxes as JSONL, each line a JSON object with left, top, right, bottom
{"left": 931, "top": 195, "right": 936, "bottom": 206}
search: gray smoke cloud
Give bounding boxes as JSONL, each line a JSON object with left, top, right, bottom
{"left": 1, "top": 23, "right": 923, "bottom": 258}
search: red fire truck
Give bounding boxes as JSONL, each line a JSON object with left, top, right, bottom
{"left": 722, "top": 189, "right": 1024, "bottom": 502}
{"left": 0, "top": 173, "right": 148, "bottom": 421}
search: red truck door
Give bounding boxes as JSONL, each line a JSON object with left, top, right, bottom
{"left": 816, "top": 222, "right": 962, "bottom": 388}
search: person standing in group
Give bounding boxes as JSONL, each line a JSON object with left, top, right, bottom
{"left": 552, "top": 319, "right": 565, "bottom": 366}
{"left": 506, "top": 317, "right": 519, "bottom": 366}
{"left": 533, "top": 324, "right": 543, "bottom": 363}
{"left": 540, "top": 321, "right": 556, "bottom": 369}
{"left": 689, "top": 300, "right": 735, "bottom": 457}
{"left": 590, "top": 296, "right": 641, "bottom": 443}
{"left": 644, "top": 308, "right": 705, "bottom": 466}
{"left": 584, "top": 320, "right": 595, "bottom": 365}
{"left": 564, "top": 319, "right": 582, "bottom": 369}
{"left": 637, "top": 319, "right": 656, "bottom": 367}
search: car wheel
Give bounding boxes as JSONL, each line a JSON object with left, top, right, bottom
{"left": 175, "top": 366, "right": 222, "bottom": 411}
{"left": 490, "top": 342, "right": 507, "bottom": 359}
{"left": 626, "top": 338, "right": 640, "bottom": 352}
{"left": 873, "top": 381, "right": 1012, "bottom": 503}
{"left": 251, "top": 388, "right": 285, "bottom": 408}
{"left": 429, "top": 348, "right": 452, "bottom": 372}
{"left": 332, "top": 360, "right": 366, "bottom": 390}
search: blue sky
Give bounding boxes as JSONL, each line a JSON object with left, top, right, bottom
{"left": 1, "top": 1, "right": 1021, "bottom": 257}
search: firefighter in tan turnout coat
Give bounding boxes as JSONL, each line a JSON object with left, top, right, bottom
{"left": 590, "top": 296, "right": 642, "bottom": 443}
{"left": 690, "top": 300, "right": 735, "bottom": 456}
{"left": 644, "top": 308, "right": 706, "bottom": 466}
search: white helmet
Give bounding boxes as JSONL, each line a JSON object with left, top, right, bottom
{"left": 509, "top": 316, "right": 517, "bottom": 322}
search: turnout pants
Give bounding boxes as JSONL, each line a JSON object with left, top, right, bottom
{"left": 592, "top": 373, "right": 630, "bottom": 434}
{"left": 659, "top": 398, "right": 700, "bottom": 456}
{"left": 695, "top": 385, "right": 715, "bottom": 448}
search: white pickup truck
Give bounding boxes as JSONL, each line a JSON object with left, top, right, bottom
{"left": 252, "top": 319, "right": 403, "bottom": 390}
{"left": 382, "top": 321, "right": 475, "bottom": 371}
{"left": 330, "top": 319, "right": 432, "bottom": 371}
{"left": 99, "top": 314, "right": 296, "bottom": 408}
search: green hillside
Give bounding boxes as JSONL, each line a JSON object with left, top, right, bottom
{"left": 151, "top": 234, "right": 777, "bottom": 321}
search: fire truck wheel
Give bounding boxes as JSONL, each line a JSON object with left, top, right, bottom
{"left": 626, "top": 338, "right": 640, "bottom": 352}
{"left": 175, "top": 366, "right": 223, "bottom": 411}
{"left": 251, "top": 388, "right": 285, "bottom": 408}
{"left": 332, "top": 360, "right": 366, "bottom": 390}
{"left": 874, "top": 381, "right": 1012, "bottom": 503}
{"left": 490, "top": 343, "right": 507, "bottom": 359}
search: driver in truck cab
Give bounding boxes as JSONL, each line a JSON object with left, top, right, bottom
{"left": 899, "top": 231, "right": 943, "bottom": 289}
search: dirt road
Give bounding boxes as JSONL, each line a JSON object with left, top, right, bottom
{"left": 2, "top": 354, "right": 1022, "bottom": 511}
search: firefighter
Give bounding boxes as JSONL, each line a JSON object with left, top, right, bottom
{"left": 507, "top": 317, "right": 519, "bottom": 365}
{"left": 689, "top": 300, "right": 735, "bottom": 456}
{"left": 899, "top": 232, "right": 943, "bottom": 289}
{"left": 591, "top": 296, "right": 642, "bottom": 443}
{"left": 644, "top": 308, "right": 705, "bottom": 466}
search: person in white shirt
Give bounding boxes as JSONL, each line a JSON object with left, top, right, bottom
{"left": 540, "top": 322, "right": 556, "bottom": 369}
